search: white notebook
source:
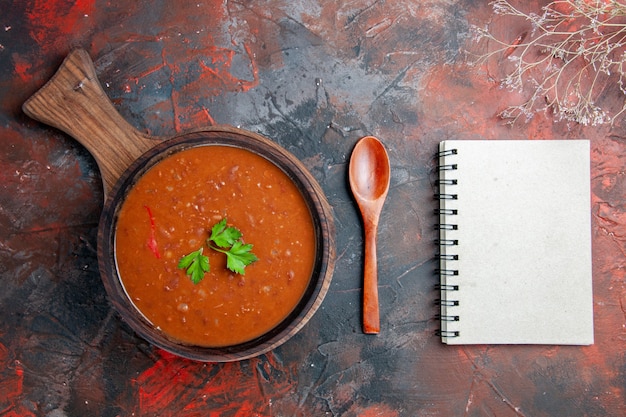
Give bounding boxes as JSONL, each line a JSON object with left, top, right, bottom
{"left": 436, "top": 140, "right": 593, "bottom": 345}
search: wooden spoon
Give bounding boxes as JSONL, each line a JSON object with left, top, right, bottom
{"left": 349, "top": 136, "right": 390, "bottom": 334}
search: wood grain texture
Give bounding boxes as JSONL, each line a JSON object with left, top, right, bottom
{"left": 5, "top": 1, "right": 626, "bottom": 414}
{"left": 349, "top": 136, "right": 390, "bottom": 334}
{"left": 98, "top": 129, "right": 337, "bottom": 361}
{"left": 22, "top": 49, "right": 160, "bottom": 196}
{"left": 21, "top": 49, "right": 336, "bottom": 362}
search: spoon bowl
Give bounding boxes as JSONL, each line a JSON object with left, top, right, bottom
{"left": 349, "top": 136, "right": 390, "bottom": 334}
{"left": 350, "top": 142, "right": 391, "bottom": 202}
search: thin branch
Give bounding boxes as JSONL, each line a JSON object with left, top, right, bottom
{"left": 473, "top": 0, "right": 626, "bottom": 125}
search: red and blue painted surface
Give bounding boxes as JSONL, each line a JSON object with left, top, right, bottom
{"left": 1, "top": 1, "right": 625, "bottom": 416}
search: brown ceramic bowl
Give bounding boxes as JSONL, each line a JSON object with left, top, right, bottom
{"left": 99, "top": 131, "right": 335, "bottom": 361}
{"left": 23, "top": 49, "right": 335, "bottom": 362}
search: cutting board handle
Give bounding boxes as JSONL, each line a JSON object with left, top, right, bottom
{"left": 22, "top": 49, "right": 160, "bottom": 195}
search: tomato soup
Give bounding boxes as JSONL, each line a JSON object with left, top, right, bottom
{"left": 114, "top": 145, "right": 316, "bottom": 347}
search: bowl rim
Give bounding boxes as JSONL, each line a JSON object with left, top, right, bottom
{"left": 97, "top": 128, "right": 335, "bottom": 362}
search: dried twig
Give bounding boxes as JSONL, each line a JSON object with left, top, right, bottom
{"left": 471, "top": 0, "right": 626, "bottom": 125}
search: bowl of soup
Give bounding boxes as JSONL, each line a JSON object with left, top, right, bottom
{"left": 98, "top": 129, "right": 336, "bottom": 361}
{"left": 22, "top": 49, "right": 335, "bottom": 362}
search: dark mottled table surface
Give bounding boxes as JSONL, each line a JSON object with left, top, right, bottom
{"left": 1, "top": 1, "right": 625, "bottom": 416}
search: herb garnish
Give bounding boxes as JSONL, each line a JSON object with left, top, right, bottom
{"left": 207, "top": 219, "right": 259, "bottom": 275}
{"left": 177, "top": 248, "right": 210, "bottom": 284}
{"left": 177, "top": 218, "right": 258, "bottom": 283}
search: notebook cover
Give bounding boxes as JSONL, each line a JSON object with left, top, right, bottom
{"left": 437, "top": 140, "right": 594, "bottom": 345}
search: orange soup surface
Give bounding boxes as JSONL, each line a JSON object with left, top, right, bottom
{"left": 115, "top": 145, "right": 316, "bottom": 347}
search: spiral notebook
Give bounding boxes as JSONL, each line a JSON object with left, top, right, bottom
{"left": 436, "top": 139, "right": 593, "bottom": 345}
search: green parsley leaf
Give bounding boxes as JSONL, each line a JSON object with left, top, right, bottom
{"left": 223, "top": 240, "right": 259, "bottom": 275}
{"left": 178, "top": 218, "right": 258, "bottom": 283}
{"left": 209, "top": 218, "right": 242, "bottom": 248}
{"left": 177, "top": 248, "right": 210, "bottom": 284}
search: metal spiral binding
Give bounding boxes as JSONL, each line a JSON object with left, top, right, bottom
{"left": 435, "top": 239, "right": 457, "bottom": 246}
{"left": 435, "top": 284, "right": 459, "bottom": 291}
{"left": 437, "top": 224, "right": 458, "bottom": 230}
{"left": 437, "top": 299, "right": 459, "bottom": 306}
{"left": 438, "top": 164, "right": 457, "bottom": 171}
{"left": 436, "top": 330, "right": 460, "bottom": 337}
{"left": 435, "top": 269, "right": 459, "bottom": 276}
{"left": 436, "top": 314, "right": 460, "bottom": 322}
{"left": 435, "top": 146, "right": 460, "bottom": 338}
{"left": 435, "top": 193, "right": 457, "bottom": 200}
{"left": 438, "top": 148, "right": 458, "bottom": 157}
{"left": 434, "top": 208, "right": 457, "bottom": 215}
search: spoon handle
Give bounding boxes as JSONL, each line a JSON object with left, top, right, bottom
{"left": 363, "top": 222, "right": 380, "bottom": 334}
